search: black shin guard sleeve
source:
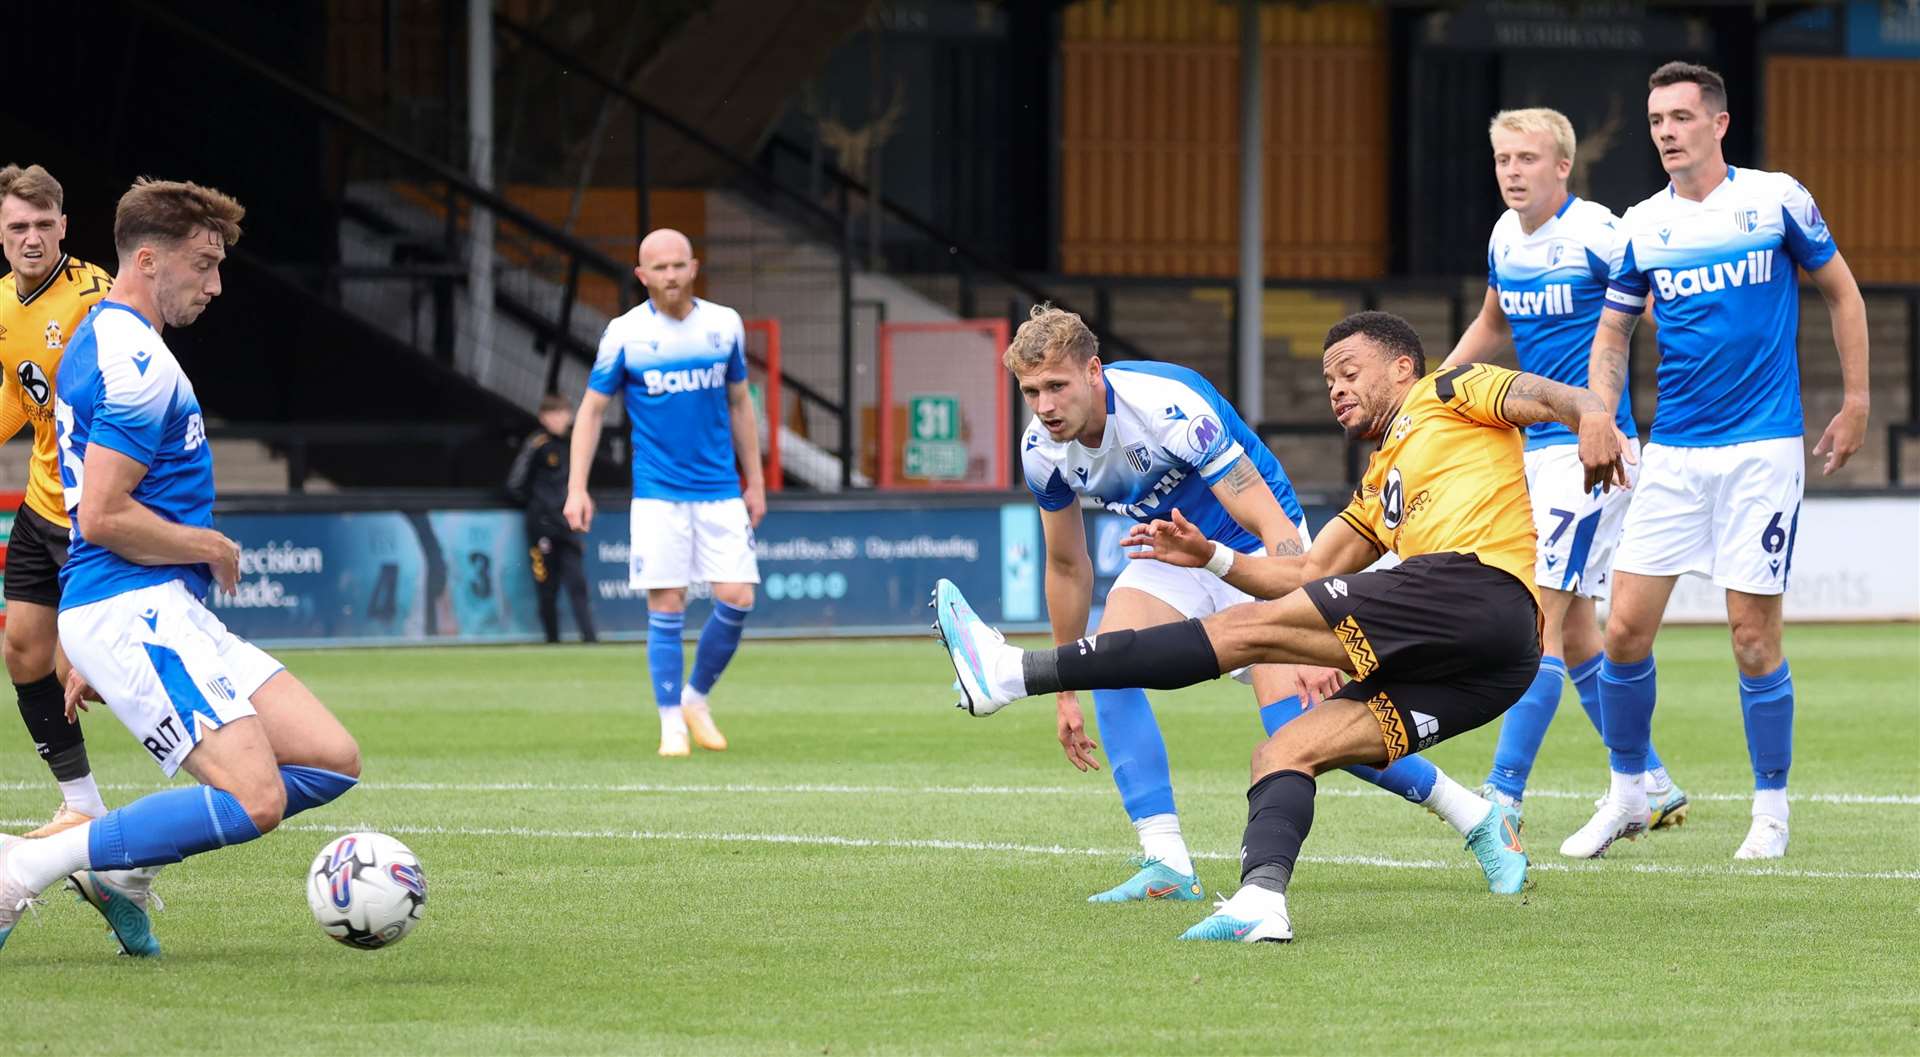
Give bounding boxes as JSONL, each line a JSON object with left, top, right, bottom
{"left": 1024, "top": 619, "right": 1223, "bottom": 695}
{"left": 1241, "top": 770, "right": 1316, "bottom": 894}
{"left": 15, "top": 674, "right": 87, "bottom": 777}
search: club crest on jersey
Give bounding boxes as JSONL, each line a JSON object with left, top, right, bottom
{"left": 1187, "top": 415, "right": 1223, "bottom": 456}
{"left": 1124, "top": 443, "right": 1151, "bottom": 475}
{"left": 708, "top": 331, "right": 723, "bottom": 349}
{"left": 1548, "top": 242, "right": 1564, "bottom": 267}
{"left": 1392, "top": 414, "right": 1412, "bottom": 441}
{"left": 1732, "top": 209, "right": 1759, "bottom": 234}
{"left": 43, "top": 320, "right": 62, "bottom": 349}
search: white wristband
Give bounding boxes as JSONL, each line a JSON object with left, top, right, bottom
{"left": 1204, "top": 541, "right": 1236, "bottom": 578}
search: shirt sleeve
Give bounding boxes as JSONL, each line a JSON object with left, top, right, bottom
{"left": 1486, "top": 240, "right": 1498, "bottom": 289}
{"left": 1430, "top": 362, "right": 1521, "bottom": 430}
{"left": 587, "top": 323, "right": 625, "bottom": 395}
{"left": 1603, "top": 209, "right": 1650, "bottom": 314}
{"left": 1021, "top": 430, "right": 1077, "bottom": 511}
{"left": 1585, "top": 210, "right": 1619, "bottom": 284}
{"left": 0, "top": 366, "right": 28, "bottom": 447}
{"left": 1778, "top": 177, "right": 1838, "bottom": 272}
{"left": 726, "top": 313, "right": 749, "bottom": 384}
{"left": 1155, "top": 386, "right": 1244, "bottom": 485}
{"left": 89, "top": 351, "right": 175, "bottom": 466}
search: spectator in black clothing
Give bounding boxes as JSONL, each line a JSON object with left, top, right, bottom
{"left": 509, "top": 395, "right": 599, "bottom": 643}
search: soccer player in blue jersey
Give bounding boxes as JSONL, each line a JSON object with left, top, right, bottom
{"left": 1441, "top": 108, "right": 1689, "bottom": 826}
{"left": 0, "top": 179, "right": 362, "bottom": 955}
{"left": 565, "top": 228, "right": 764, "bottom": 758}
{"left": 1565, "top": 63, "right": 1869, "bottom": 860}
{"left": 1001, "top": 305, "right": 1527, "bottom": 901}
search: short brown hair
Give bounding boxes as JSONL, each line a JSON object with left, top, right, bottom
{"left": 1004, "top": 303, "right": 1098, "bottom": 373}
{"left": 1649, "top": 61, "right": 1727, "bottom": 113}
{"left": 113, "top": 177, "right": 245, "bottom": 258}
{"left": 0, "top": 164, "right": 64, "bottom": 212}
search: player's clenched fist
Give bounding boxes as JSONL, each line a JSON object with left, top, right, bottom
{"left": 563, "top": 490, "right": 595, "bottom": 533}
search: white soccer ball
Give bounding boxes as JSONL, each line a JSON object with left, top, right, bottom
{"left": 307, "top": 832, "right": 427, "bottom": 950}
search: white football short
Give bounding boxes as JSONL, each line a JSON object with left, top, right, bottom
{"left": 58, "top": 580, "right": 283, "bottom": 777}
{"left": 629, "top": 497, "right": 760, "bottom": 589}
{"left": 1612, "top": 436, "right": 1805, "bottom": 595}
{"left": 1523, "top": 439, "right": 1640, "bottom": 600}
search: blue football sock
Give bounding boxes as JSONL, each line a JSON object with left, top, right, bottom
{"left": 1570, "top": 652, "right": 1605, "bottom": 736}
{"left": 1484, "top": 656, "right": 1568, "bottom": 799}
{"left": 1599, "top": 654, "right": 1657, "bottom": 774}
{"left": 688, "top": 601, "right": 751, "bottom": 695}
{"left": 1262, "top": 696, "right": 1438, "bottom": 804}
{"left": 1739, "top": 661, "right": 1794, "bottom": 790}
{"left": 280, "top": 765, "right": 359, "bottom": 819}
{"left": 1093, "top": 688, "right": 1175, "bottom": 820}
{"left": 87, "top": 786, "right": 264, "bottom": 870}
{"left": 647, "top": 610, "right": 686, "bottom": 709}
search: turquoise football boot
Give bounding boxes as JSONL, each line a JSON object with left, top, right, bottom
{"left": 70, "top": 870, "right": 162, "bottom": 958}
{"left": 1177, "top": 887, "right": 1292, "bottom": 943}
{"left": 1465, "top": 802, "right": 1530, "bottom": 895}
{"left": 930, "top": 578, "right": 1015, "bottom": 715}
{"left": 1088, "top": 857, "right": 1204, "bottom": 903}
{"left": 1648, "top": 784, "right": 1691, "bottom": 830}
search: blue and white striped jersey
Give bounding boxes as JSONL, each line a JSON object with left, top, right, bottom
{"left": 55, "top": 302, "right": 217, "bottom": 609}
{"left": 1604, "top": 166, "right": 1837, "bottom": 446}
{"left": 1487, "top": 196, "right": 1637, "bottom": 449}
{"left": 1022, "top": 361, "right": 1303, "bottom": 553}
{"left": 589, "top": 298, "right": 747, "bottom": 501}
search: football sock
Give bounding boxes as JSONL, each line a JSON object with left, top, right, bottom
{"left": 1132, "top": 813, "right": 1193, "bottom": 876}
{"left": 15, "top": 674, "right": 90, "bottom": 782}
{"left": 1740, "top": 660, "right": 1794, "bottom": 799}
{"left": 57, "top": 775, "right": 109, "bottom": 819}
{"left": 1599, "top": 653, "right": 1656, "bottom": 775}
{"left": 1569, "top": 652, "right": 1605, "bottom": 736}
{"left": 1240, "top": 769, "right": 1315, "bottom": 895}
{"left": 1609, "top": 768, "right": 1648, "bottom": 816}
{"left": 1421, "top": 773, "right": 1493, "bottom": 835}
{"left": 659, "top": 705, "right": 686, "bottom": 736}
{"left": 8, "top": 786, "right": 266, "bottom": 892}
{"left": 1485, "top": 656, "right": 1567, "bottom": 800}
{"left": 1645, "top": 765, "right": 1673, "bottom": 796}
{"left": 1024, "top": 619, "right": 1221, "bottom": 695}
{"left": 1260, "top": 695, "right": 1437, "bottom": 804}
{"left": 1753, "top": 787, "right": 1789, "bottom": 821}
{"left": 1094, "top": 689, "right": 1177, "bottom": 821}
{"left": 647, "top": 610, "right": 686, "bottom": 710}
{"left": 688, "top": 600, "right": 751, "bottom": 695}
{"left": 279, "top": 765, "right": 359, "bottom": 820}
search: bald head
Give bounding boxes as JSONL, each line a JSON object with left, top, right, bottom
{"left": 635, "top": 227, "right": 698, "bottom": 316}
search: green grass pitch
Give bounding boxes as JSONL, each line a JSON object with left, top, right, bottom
{"left": 0, "top": 624, "right": 1915, "bottom": 1055}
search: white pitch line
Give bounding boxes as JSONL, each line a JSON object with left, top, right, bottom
{"left": 0, "top": 816, "right": 1910, "bottom": 881}
{"left": 0, "top": 779, "right": 1915, "bottom": 806}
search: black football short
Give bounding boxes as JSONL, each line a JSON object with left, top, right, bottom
{"left": 4, "top": 503, "right": 69, "bottom": 607}
{"left": 1305, "top": 552, "right": 1540, "bottom": 764}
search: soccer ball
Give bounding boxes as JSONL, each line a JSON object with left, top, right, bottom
{"left": 307, "top": 832, "right": 427, "bottom": 950}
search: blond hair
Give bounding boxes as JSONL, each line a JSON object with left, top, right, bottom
{"left": 113, "top": 177, "right": 245, "bottom": 258}
{"left": 1004, "top": 303, "right": 1098, "bottom": 373}
{"left": 0, "top": 164, "right": 64, "bottom": 212}
{"left": 1488, "top": 107, "right": 1577, "bottom": 165}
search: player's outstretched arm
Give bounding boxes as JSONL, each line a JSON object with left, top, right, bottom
{"left": 76, "top": 444, "right": 239, "bottom": 591}
{"left": 1207, "top": 455, "right": 1303, "bottom": 559}
{"left": 1500, "top": 371, "right": 1632, "bottom": 493}
{"left": 564, "top": 389, "right": 611, "bottom": 532}
{"left": 1806, "top": 250, "right": 1870, "bottom": 475}
{"left": 1440, "top": 286, "right": 1512, "bottom": 369}
{"left": 1121, "top": 509, "right": 1374, "bottom": 600}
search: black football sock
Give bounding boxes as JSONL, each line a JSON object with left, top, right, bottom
{"left": 1241, "top": 769, "right": 1317, "bottom": 894}
{"left": 16, "top": 674, "right": 89, "bottom": 781}
{"left": 1021, "top": 618, "right": 1223, "bottom": 695}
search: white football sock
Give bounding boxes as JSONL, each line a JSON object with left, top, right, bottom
{"left": 1753, "top": 787, "right": 1788, "bottom": 821}
{"left": 1422, "top": 773, "right": 1492, "bottom": 835}
{"left": 988, "top": 644, "right": 1027, "bottom": 701}
{"left": 679, "top": 687, "right": 709, "bottom": 713}
{"left": 1644, "top": 766, "right": 1673, "bottom": 796}
{"left": 1133, "top": 813, "right": 1193, "bottom": 876}
{"left": 7, "top": 822, "right": 92, "bottom": 893}
{"left": 1610, "top": 770, "right": 1649, "bottom": 815}
{"left": 658, "top": 705, "right": 687, "bottom": 735}
{"left": 58, "top": 775, "right": 109, "bottom": 819}
{"left": 1223, "top": 882, "right": 1287, "bottom": 916}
